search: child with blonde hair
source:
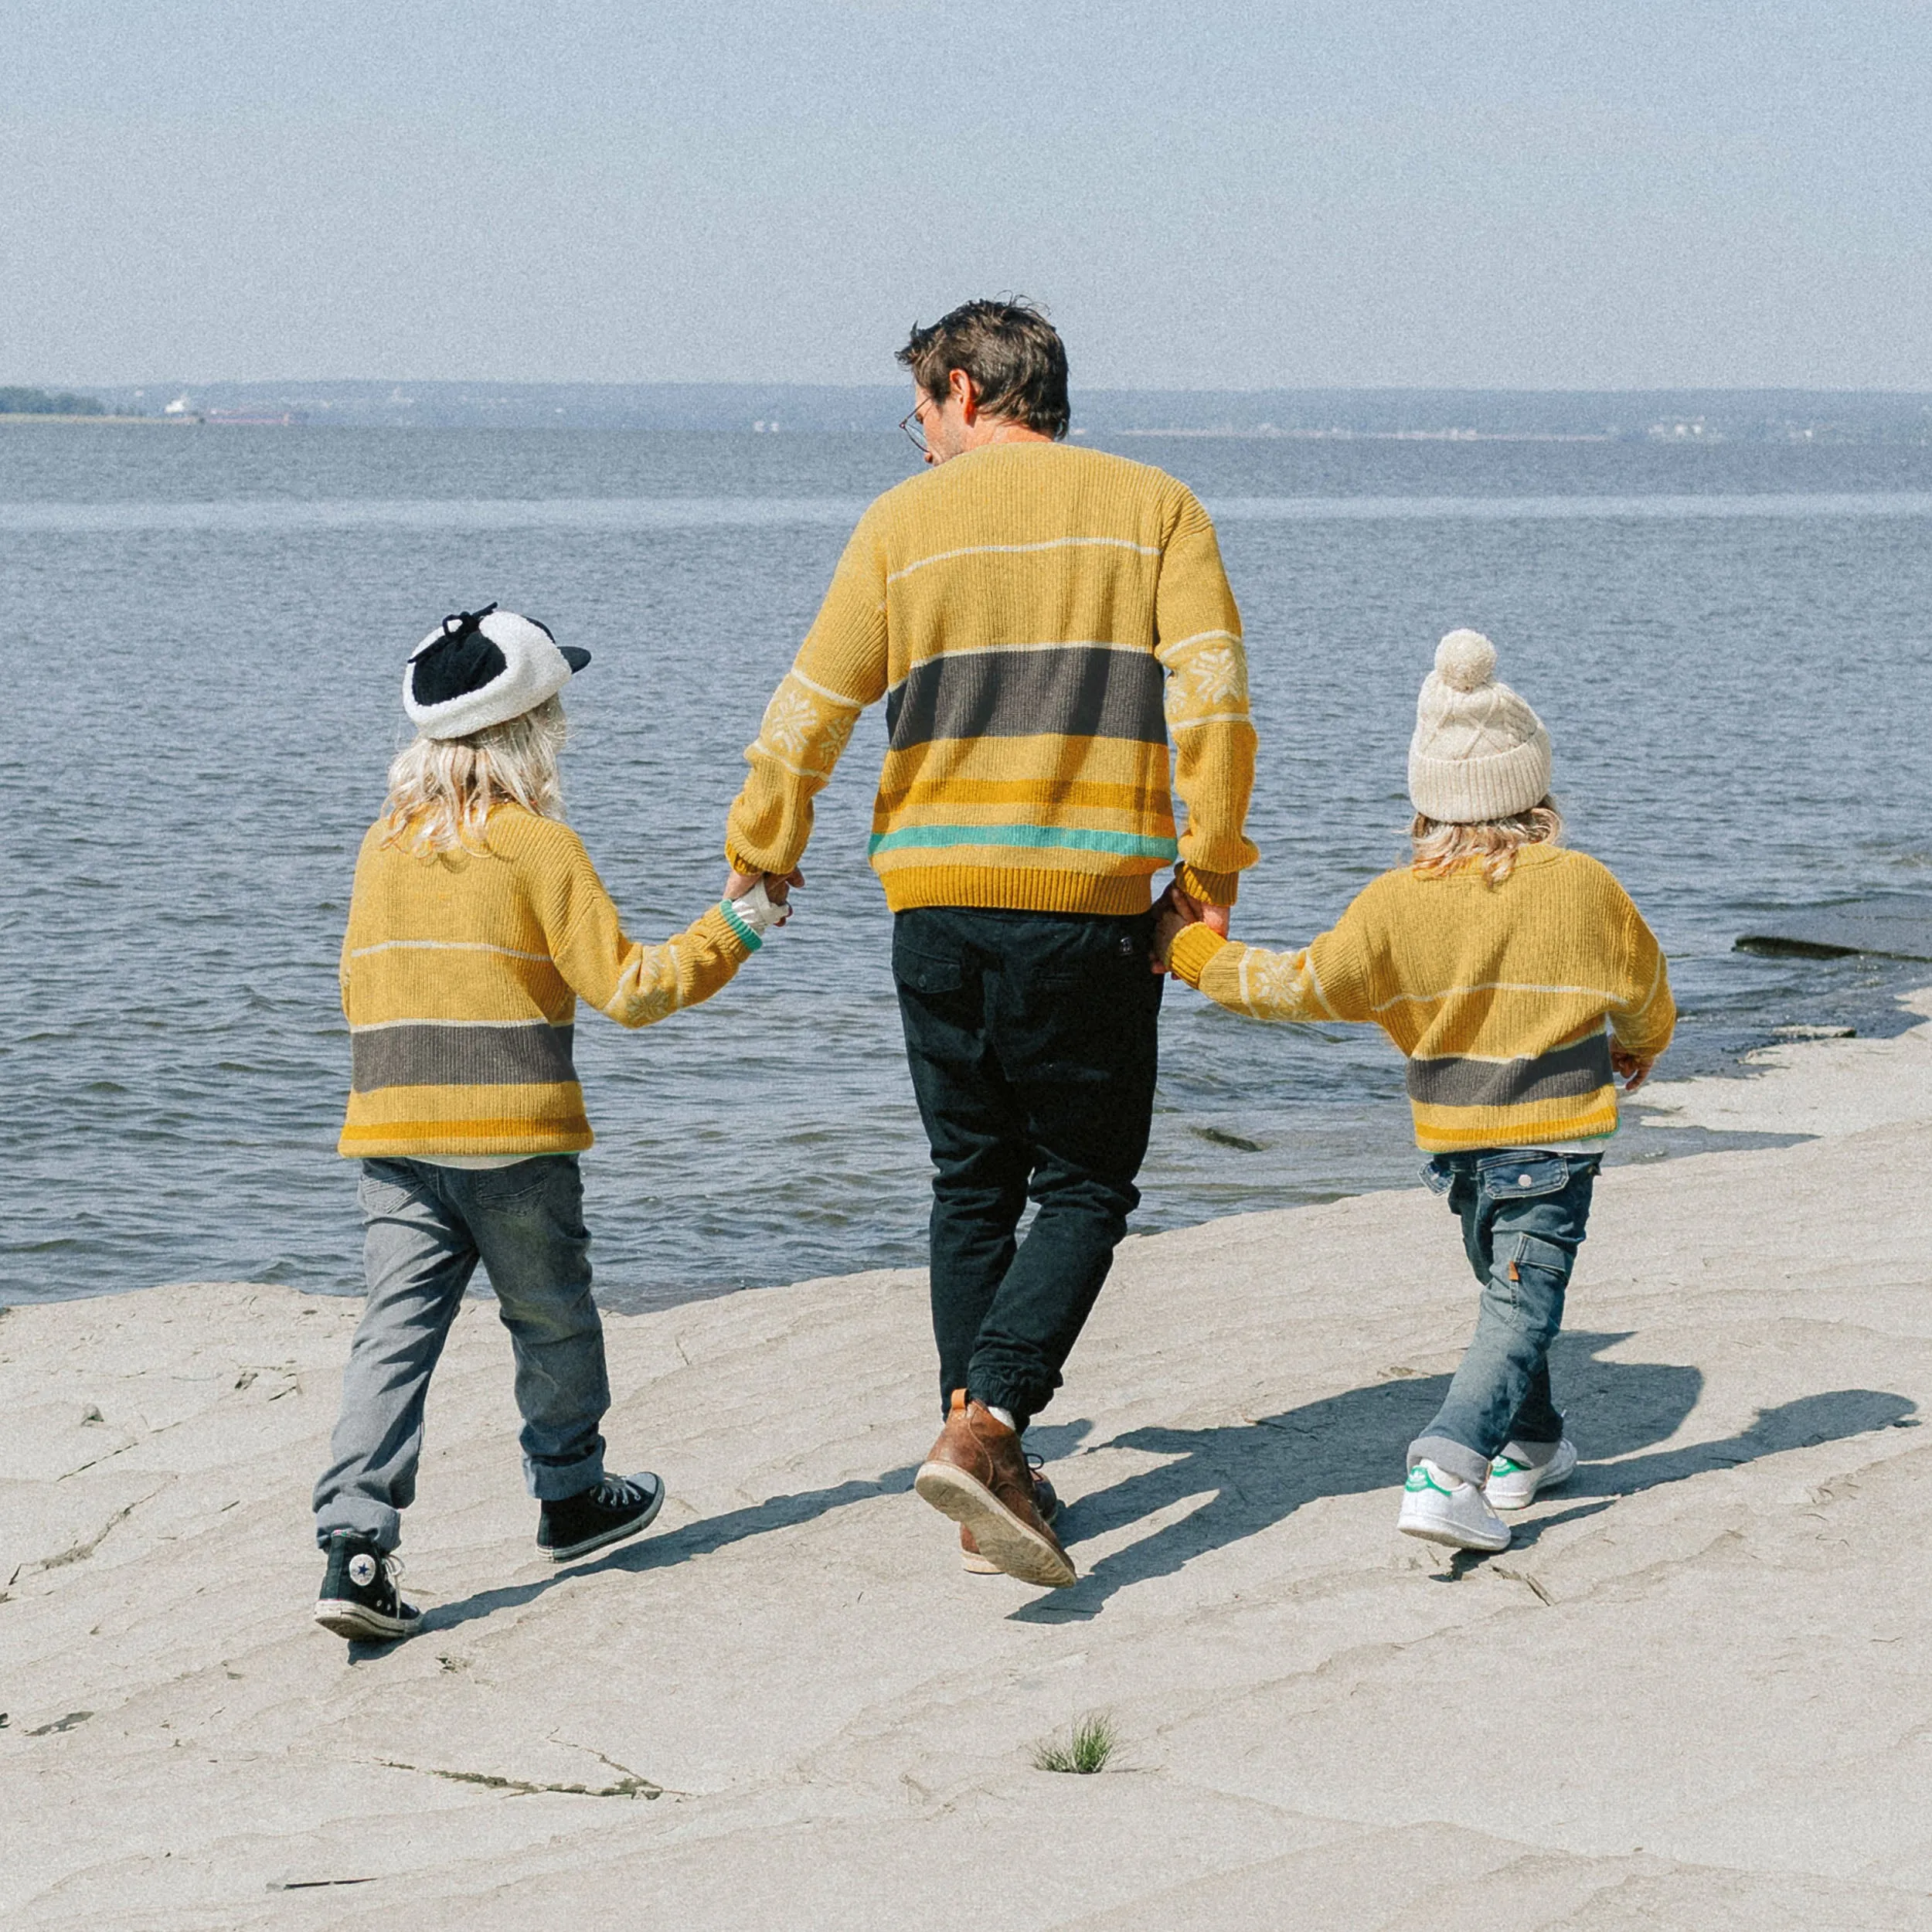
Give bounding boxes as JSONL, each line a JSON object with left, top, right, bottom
{"left": 313, "top": 605, "right": 787, "bottom": 1641}
{"left": 1158, "top": 630, "right": 1675, "bottom": 1552}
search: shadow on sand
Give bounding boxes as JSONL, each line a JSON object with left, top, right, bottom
{"left": 412, "top": 1465, "right": 923, "bottom": 1639}
{"left": 362, "top": 1331, "right": 1913, "bottom": 1649}
{"left": 1012, "top": 1331, "right": 1917, "bottom": 1623}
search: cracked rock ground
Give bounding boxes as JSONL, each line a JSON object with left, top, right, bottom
{"left": 5, "top": 1015, "right": 1932, "bottom": 1929}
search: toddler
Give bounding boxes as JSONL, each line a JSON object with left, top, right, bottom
{"left": 1158, "top": 630, "right": 1674, "bottom": 1552}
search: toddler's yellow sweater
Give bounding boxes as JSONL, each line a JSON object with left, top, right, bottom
{"left": 338, "top": 805, "right": 757, "bottom": 1158}
{"left": 1168, "top": 844, "right": 1675, "bottom": 1152}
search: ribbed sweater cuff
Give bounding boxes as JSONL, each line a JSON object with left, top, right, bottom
{"left": 1175, "top": 862, "right": 1241, "bottom": 907}
{"left": 1168, "top": 923, "right": 1228, "bottom": 987}
{"left": 1612, "top": 1025, "right": 1674, "bottom": 1060}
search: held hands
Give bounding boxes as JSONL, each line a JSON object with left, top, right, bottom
{"left": 1611, "top": 1045, "right": 1657, "bottom": 1094}
{"left": 725, "top": 865, "right": 804, "bottom": 931}
{"left": 1151, "top": 883, "right": 1231, "bottom": 974}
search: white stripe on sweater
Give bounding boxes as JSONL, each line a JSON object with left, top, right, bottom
{"left": 348, "top": 939, "right": 554, "bottom": 963}
{"left": 886, "top": 536, "right": 1162, "bottom": 586}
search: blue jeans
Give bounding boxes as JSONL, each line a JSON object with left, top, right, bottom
{"left": 1406, "top": 1149, "right": 1601, "bottom": 1486}
{"left": 313, "top": 1156, "right": 609, "bottom": 1550}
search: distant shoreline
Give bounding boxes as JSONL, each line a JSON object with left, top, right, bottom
{"left": 50, "top": 381, "right": 1932, "bottom": 439}
{"left": 0, "top": 412, "right": 196, "bottom": 427}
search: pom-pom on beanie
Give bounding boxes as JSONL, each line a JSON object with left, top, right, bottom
{"left": 403, "top": 604, "right": 590, "bottom": 740}
{"left": 1406, "top": 629, "right": 1552, "bottom": 823}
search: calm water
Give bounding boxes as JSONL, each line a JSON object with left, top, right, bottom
{"left": 4, "top": 426, "right": 1930, "bottom": 1307}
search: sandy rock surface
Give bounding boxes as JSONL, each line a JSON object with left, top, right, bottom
{"left": 7, "top": 1022, "right": 1932, "bottom": 1929}
{"left": 1640, "top": 984, "right": 1932, "bottom": 1137}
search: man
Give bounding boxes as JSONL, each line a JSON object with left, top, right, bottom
{"left": 724, "top": 299, "right": 1256, "bottom": 1587}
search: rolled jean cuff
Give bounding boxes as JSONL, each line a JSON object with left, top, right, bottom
{"left": 315, "top": 1501, "right": 401, "bottom": 1553}
{"left": 1406, "top": 1434, "right": 1493, "bottom": 1487}
{"left": 525, "top": 1445, "right": 607, "bottom": 1502}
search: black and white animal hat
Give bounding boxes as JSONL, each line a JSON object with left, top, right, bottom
{"left": 404, "top": 604, "right": 590, "bottom": 740}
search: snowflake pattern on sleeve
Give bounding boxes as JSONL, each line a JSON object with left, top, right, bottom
{"left": 756, "top": 673, "right": 862, "bottom": 777}
{"left": 1158, "top": 630, "right": 1251, "bottom": 731}
{"left": 604, "top": 942, "right": 688, "bottom": 1028}
{"left": 1200, "top": 943, "right": 1331, "bottom": 1023}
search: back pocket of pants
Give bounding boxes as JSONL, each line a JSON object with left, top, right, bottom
{"left": 892, "top": 934, "right": 966, "bottom": 997}
{"left": 469, "top": 1158, "right": 573, "bottom": 1210}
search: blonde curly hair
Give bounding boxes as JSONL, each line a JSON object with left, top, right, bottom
{"left": 1410, "top": 797, "right": 1563, "bottom": 886}
{"left": 380, "top": 695, "right": 568, "bottom": 855}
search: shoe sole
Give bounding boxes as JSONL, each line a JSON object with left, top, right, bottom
{"left": 1398, "top": 1509, "right": 1511, "bottom": 1553}
{"left": 964, "top": 1498, "right": 1060, "bottom": 1574}
{"left": 540, "top": 1481, "right": 666, "bottom": 1563}
{"left": 916, "top": 1462, "right": 1076, "bottom": 1588}
{"left": 314, "top": 1599, "right": 422, "bottom": 1641}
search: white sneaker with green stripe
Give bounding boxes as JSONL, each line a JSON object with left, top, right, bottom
{"left": 1398, "top": 1458, "right": 1512, "bottom": 1552}
{"left": 1485, "top": 1438, "right": 1577, "bottom": 1510}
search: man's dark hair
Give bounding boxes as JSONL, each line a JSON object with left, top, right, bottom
{"left": 896, "top": 298, "right": 1070, "bottom": 440}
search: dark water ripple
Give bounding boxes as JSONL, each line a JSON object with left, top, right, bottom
{"left": 3, "top": 427, "right": 1930, "bottom": 1306}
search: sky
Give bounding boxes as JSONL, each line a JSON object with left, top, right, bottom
{"left": 4, "top": 1, "right": 1930, "bottom": 391}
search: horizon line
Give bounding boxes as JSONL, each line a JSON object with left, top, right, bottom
{"left": 49, "top": 377, "right": 1932, "bottom": 400}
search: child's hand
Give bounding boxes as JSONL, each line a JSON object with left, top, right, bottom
{"left": 1611, "top": 1046, "right": 1656, "bottom": 1094}
{"left": 725, "top": 876, "right": 795, "bottom": 934}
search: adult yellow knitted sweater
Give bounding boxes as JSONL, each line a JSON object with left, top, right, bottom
{"left": 338, "top": 805, "right": 758, "bottom": 1158}
{"left": 1167, "top": 844, "right": 1675, "bottom": 1152}
{"left": 726, "top": 441, "right": 1259, "bottom": 916}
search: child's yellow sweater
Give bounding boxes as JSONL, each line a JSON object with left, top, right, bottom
{"left": 725, "top": 440, "right": 1258, "bottom": 916}
{"left": 1168, "top": 844, "right": 1675, "bottom": 1153}
{"left": 338, "top": 805, "right": 757, "bottom": 1158}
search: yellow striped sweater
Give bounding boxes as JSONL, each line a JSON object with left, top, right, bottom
{"left": 725, "top": 440, "right": 1259, "bottom": 916}
{"left": 338, "top": 805, "right": 758, "bottom": 1158}
{"left": 1167, "top": 844, "right": 1675, "bottom": 1153}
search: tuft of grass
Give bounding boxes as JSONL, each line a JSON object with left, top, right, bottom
{"left": 1031, "top": 1709, "right": 1120, "bottom": 1775}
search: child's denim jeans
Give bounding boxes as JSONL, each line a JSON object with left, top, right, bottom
{"left": 1406, "top": 1148, "right": 1601, "bottom": 1485}
{"left": 313, "top": 1155, "right": 609, "bottom": 1551}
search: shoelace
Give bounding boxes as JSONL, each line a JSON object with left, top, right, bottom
{"left": 595, "top": 1475, "right": 652, "bottom": 1509}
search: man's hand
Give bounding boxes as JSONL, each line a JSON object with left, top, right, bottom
{"left": 727, "top": 865, "right": 804, "bottom": 899}
{"left": 1152, "top": 904, "right": 1192, "bottom": 969}
{"left": 1151, "top": 885, "right": 1195, "bottom": 973}
{"left": 1611, "top": 1046, "right": 1656, "bottom": 1094}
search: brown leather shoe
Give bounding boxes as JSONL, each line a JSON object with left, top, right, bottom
{"left": 917, "top": 1393, "right": 1076, "bottom": 1588}
{"left": 963, "top": 1460, "right": 1059, "bottom": 1573}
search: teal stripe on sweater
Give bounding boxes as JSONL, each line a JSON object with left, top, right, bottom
{"left": 868, "top": 823, "right": 1179, "bottom": 860}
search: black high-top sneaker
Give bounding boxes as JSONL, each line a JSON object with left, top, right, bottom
{"left": 537, "top": 1472, "right": 665, "bottom": 1563}
{"left": 314, "top": 1531, "right": 423, "bottom": 1641}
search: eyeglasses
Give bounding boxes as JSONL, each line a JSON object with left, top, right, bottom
{"left": 899, "top": 401, "right": 931, "bottom": 454}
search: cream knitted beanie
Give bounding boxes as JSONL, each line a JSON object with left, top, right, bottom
{"left": 1406, "top": 630, "right": 1552, "bottom": 823}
